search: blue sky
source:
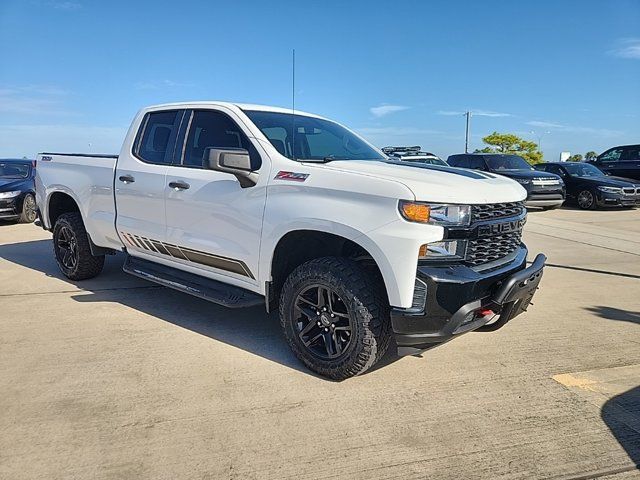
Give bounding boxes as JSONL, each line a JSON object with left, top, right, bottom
{"left": 1, "top": 0, "right": 639, "bottom": 161}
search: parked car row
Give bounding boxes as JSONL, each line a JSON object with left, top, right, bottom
{"left": 383, "top": 144, "right": 640, "bottom": 211}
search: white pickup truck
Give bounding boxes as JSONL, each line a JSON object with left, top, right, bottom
{"left": 36, "top": 102, "right": 546, "bottom": 380}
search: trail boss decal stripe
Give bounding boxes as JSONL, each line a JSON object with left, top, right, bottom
{"left": 120, "top": 232, "right": 254, "bottom": 279}
{"left": 274, "top": 171, "right": 309, "bottom": 182}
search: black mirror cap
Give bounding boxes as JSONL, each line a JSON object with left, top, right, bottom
{"left": 204, "top": 147, "right": 258, "bottom": 188}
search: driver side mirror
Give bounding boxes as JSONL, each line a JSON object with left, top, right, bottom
{"left": 204, "top": 147, "right": 258, "bottom": 188}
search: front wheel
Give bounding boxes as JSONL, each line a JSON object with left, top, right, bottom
{"left": 53, "top": 212, "right": 105, "bottom": 280}
{"left": 18, "top": 194, "right": 37, "bottom": 223}
{"left": 577, "top": 190, "right": 597, "bottom": 210}
{"left": 279, "top": 257, "right": 391, "bottom": 380}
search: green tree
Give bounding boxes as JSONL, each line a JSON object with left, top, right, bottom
{"left": 476, "top": 132, "right": 543, "bottom": 164}
{"left": 585, "top": 151, "right": 597, "bottom": 161}
{"left": 567, "top": 154, "right": 583, "bottom": 162}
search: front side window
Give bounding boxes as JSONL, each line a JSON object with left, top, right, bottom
{"left": 244, "top": 110, "right": 385, "bottom": 162}
{"left": 0, "top": 162, "right": 30, "bottom": 178}
{"left": 182, "top": 110, "right": 260, "bottom": 169}
{"left": 485, "top": 155, "right": 533, "bottom": 171}
{"left": 599, "top": 148, "right": 623, "bottom": 162}
{"left": 136, "top": 110, "right": 182, "bottom": 164}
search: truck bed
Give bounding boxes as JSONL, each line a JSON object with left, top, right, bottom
{"left": 36, "top": 152, "right": 122, "bottom": 251}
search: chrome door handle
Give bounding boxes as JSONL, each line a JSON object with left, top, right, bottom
{"left": 118, "top": 175, "right": 135, "bottom": 183}
{"left": 169, "top": 181, "right": 190, "bottom": 190}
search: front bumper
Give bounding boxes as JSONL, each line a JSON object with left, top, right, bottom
{"left": 596, "top": 191, "right": 640, "bottom": 207}
{"left": 0, "top": 198, "right": 20, "bottom": 219}
{"left": 392, "top": 247, "right": 545, "bottom": 355}
{"left": 524, "top": 185, "right": 565, "bottom": 208}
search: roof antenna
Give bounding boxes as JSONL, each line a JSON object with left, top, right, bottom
{"left": 291, "top": 48, "right": 296, "bottom": 160}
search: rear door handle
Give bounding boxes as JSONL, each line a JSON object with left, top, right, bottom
{"left": 169, "top": 181, "right": 190, "bottom": 190}
{"left": 118, "top": 174, "right": 135, "bottom": 184}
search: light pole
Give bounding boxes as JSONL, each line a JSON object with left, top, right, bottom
{"left": 464, "top": 111, "right": 472, "bottom": 153}
{"left": 530, "top": 130, "right": 550, "bottom": 154}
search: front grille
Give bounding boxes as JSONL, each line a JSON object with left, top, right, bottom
{"left": 623, "top": 188, "right": 635, "bottom": 195}
{"left": 471, "top": 202, "right": 524, "bottom": 223}
{"left": 466, "top": 230, "right": 523, "bottom": 266}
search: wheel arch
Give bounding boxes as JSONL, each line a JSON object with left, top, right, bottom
{"left": 265, "top": 226, "right": 399, "bottom": 311}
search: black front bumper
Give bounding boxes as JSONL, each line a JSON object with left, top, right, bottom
{"left": 392, "top": 248, "right": 546, "bottom": 355}
{"left": 596, "top": 192, "right": 640, "bottom": 207}
{"left": 0, "top": 197, "right": 20, "bottom": 219}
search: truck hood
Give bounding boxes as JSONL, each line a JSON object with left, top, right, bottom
{"left": 319, "top": 160, "right": 527, "bottom": 204}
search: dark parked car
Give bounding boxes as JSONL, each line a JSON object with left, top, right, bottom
{"left": 0, "top": 159, "right": 38, "bottom": 223}
{"left": 587, "top": 144, "right": 640, "bottom": 181}
{"left": 447, "top": 153, "right": 565, "bottom": 209}
{"left": 534, "top": 162, "right": 639, "bottom": 210}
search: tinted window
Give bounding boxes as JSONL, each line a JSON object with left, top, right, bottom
{"left": 485, "top": 155, "right": 533, "bottom": 171}
{"left": 599, "top": 148, "right": 623, "bottom": 162}
{"left": 545, "top": 164, "right": 565, "bottom": 176}
{"left": 183, "top": 110, "right": 260, "bottom": 169}
{"left": 621, "top": 146, "right": 640, "bottom": 161}
{"left": 136, "top": 111, "right": 182, "bottom": 164}
{"left": 447, "top": 155, "right": 470, "bottom": 168}
{"left": 0, "top": 162, "right": 30, "bottom": 178}
{"left": 244, "top": 110, "right": 385, "bottom": 162}
{"left": 468, "top": 157, "right": 486, "bottom": 170}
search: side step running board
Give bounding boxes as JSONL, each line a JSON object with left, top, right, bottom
{"left": 123, "top": 255, "right": 264, "bottom": 309}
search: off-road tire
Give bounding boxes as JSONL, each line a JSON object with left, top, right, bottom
{"left": 53, "top": 212, "right": 105, "bottom": 280}
{"left": 279, "top": 257, "right": 391, "bottom": 380}
{"left": 18, "top": 194, "right": 37, "bottom": 223}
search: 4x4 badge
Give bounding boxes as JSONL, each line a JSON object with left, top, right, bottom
{"left": 274, "top": 171, "right": 309, "bottom": 182}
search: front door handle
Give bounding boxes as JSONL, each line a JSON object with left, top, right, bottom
{"left": 118, "top": 174, "right": 135, "bottom": 184}
{"left": 169, "top": 181, "right": 190, "bottom": 190}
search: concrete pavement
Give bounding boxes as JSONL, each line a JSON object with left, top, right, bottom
{"left": 1, "top": 208, "right": 639, "bottom": 479}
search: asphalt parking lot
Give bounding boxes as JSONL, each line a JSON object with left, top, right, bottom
{"left": 1, "top": 208, "right": 639, "bottom": 480}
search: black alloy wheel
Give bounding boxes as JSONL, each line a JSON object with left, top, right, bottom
{"left": 294, "top": 284, "right": 353, "bottom": 360}
{"left": 55, "top": 225, "right": 79, "bottom": 272}
{"left": 577, "top": 190, "right": 595, "bottom": 210}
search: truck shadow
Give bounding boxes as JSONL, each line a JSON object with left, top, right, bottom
{"left": 0, "top": 239, "right": 401, "bottom": 380}
{"left": 587, "top": 305, "right": 640, "bottom": 470}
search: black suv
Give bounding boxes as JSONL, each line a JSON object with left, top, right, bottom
{"left": 587, "top": 144, "right": 640, "bottom": 181}
{"left": 447, "top": 153, "right": 565, "bottom": 209}
{"left": 0, "top": 159, "right": 38, "bottom": 223}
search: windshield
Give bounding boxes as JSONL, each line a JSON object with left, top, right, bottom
{"left": 485, "top": 155, "right": 533, "bottom": 171}
{"left": 0, "top": 162, "right": 30, "bottom": 179}
{"left": 244, "top": 110, "right": 385, "bottom": 162}
{"left": 562, "top": 163, "right": 605, "bottom": 177}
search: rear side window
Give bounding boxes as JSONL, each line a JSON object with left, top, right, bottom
{"left": 448, "top": 155, "right": 470, "bottom": 168}
{"left": 182, "top": 110, "right": 261, "bottom": 169}
{"left": 468, "top": 157, "right": 486, "bottom": 170}
{"left": 621, "top": 146, "right": 640, "bottom": 161}
{"left": 135, "top": 110, "right": 183, "bottom": 164}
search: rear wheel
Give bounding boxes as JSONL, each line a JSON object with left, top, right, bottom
{"left": 577, "top": 190, "right": 597, "bottom": 210}
{"left": 18, "top": 194, "right": 37, "bottom": 223}
{"left": 53, "top": 212, "right": 105, "bottom": 280}
{"left": 279, "top": 257, "right": 391, "bottom": 380}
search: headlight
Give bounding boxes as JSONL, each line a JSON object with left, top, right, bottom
{"left": 399, "top": 201, "right": 471, "bottom": 226}
{"left": 514, "top": 178, "right": 531, "bottom": 185}
{"left": 597, "top": 186, "right": 623, "bottom": 194}
{"left": 0, "top": 191, "right": 21, "bottom": 199}
{"left": 418, "top": 240, "right": 467, "bottom": 260}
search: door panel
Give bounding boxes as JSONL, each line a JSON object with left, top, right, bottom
{"left": 163, "top": 108, "right": 267, "bottom": 284}
{"left": 115, "top": 109, "right": 184, "bottom": 255}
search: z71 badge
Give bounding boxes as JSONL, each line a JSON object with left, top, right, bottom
{"left": 274, "top": 171, "right": 309, "bottom": 182}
